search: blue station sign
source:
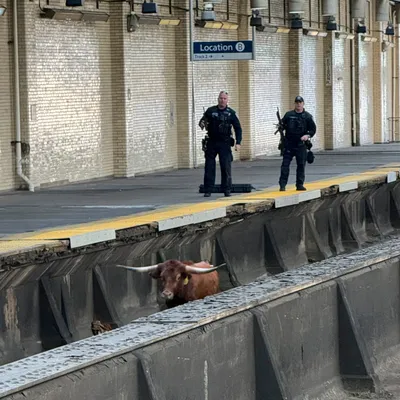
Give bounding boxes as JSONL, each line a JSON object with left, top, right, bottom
{"left": 193, "top": 40, "right": 253, "bottom": 61}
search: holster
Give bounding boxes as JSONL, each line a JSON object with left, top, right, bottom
{"left": 202, "top": 135, "right": 209, "bottom": 152}
{"left": 278, "top": 139, "right": 285, "bottom": 156}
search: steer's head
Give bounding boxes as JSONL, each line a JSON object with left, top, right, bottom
{"left": 149, "top": 260, "right": 192, "bottom": 300}
{"left": 116, "top": 259, "right": 222, "bottom": 301}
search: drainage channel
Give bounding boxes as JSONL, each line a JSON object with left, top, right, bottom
{"left": 2, "top": 235, "right": 400, "bottom": 399}
{"left": 1, "top": 182, "right": 400, "bottom": 375}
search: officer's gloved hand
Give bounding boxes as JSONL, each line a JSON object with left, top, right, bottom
{"left": 199, "top": 120, "right": 206, "bottom": 130}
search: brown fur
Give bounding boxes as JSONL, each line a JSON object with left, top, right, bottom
{"left": 91, "top": 320, "right": 113, "bottom": 335}
{"left": 149, "top": 259, "right": 220, "bottom": 308}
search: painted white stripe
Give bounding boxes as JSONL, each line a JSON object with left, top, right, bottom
{"left": 298, "top": 189, "right": 321, "bottom": 202}
{"left": 387, "top": 171, "right": 397, "bottom": 183}
{"left": 69, "top": 230, "right": 116, "bottom": 249}
{"left": 274, "top": 195, "right": 299, "bottom": 208}
{"left": 157, "top": 207, "right": 227, "bottom": 231}
{"left": 339, "top": 181, "right": 358, "bottom": 192}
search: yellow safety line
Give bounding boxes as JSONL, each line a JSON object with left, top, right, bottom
{"left": 0, "top": 164, "right": 398, "bottom": 255}
{"left": 0, "top": 240, "right": 62, "bottom": 255}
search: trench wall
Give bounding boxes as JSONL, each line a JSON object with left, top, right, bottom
{"left": 2, "top": 237, "right": 400, "bottom": 399}
{"left": 1, "top": 178, "right": 400, "bottom": 369}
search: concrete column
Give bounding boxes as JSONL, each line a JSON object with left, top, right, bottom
{"left": 323, "top": 32, "right": 335, "bottom": 149}
{"left": 288, "top": 29, "right": 303, "bottom": 101}
{"left": 353, "top": 34, "right": 362, "bottom": 146}
{"left": 110, "top": 3, "right": 129, "bottom": 177}
{"left": 174, "top": 2, "right": 192, "bottom": 168}
{"left": 372, "top": 20, "right": 385, "bottom": 142}
{"left": 237, "top": 4, "right": 255, "bottom": 161}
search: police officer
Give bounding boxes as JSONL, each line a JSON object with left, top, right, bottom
{"left": 278, "top": 96, "right": 316, "bottom": 191}
{"left": 199, "top": 91, "right": 242, "bottom": 197}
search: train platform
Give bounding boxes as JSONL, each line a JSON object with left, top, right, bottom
{"left": 1, "top": 143, "right": 400, "bottom": 257}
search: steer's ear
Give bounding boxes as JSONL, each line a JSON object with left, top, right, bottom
{"left": 181, "top": 272, "right": 192, "bottom": 285}
{"left": 149, "top": 267, "right": 161, "bottom": 279}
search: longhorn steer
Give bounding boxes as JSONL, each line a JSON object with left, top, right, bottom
{"left": 116, "top": 259, "right": 223, "bottom": 309}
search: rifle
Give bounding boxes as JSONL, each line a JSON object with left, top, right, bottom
{"left": 274, "top": 107, "right": 285, "bottom": 156}
{"left": 201, "top": 106, "right": 209, "bottom": 153}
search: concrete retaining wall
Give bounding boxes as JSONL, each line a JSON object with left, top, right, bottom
{"left": 1, "top": 181, "right": 400, "bottom": 366}
{"left": 3, "top": 238, "right": 400, "bottom": 399}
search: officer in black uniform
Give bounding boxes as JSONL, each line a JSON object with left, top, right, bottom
{"left": 199, "top": 91, "right": 242, "bottom": 197}
{"left": 278, "top": 96, "right": 316, "bottom": 191}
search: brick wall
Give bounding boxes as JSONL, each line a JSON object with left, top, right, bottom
{"left": 124, "top": 10, "right": 179, "bottom": 175}
{"left": 301, "top": 35, "right": 325, "bottom": 150}
{"left": 359, "top": 39, "right": 374, "bottom": 145}
{"left": 332, "top": 37, "right": 352, "bottom": 148}
{"left": 254, "top": 32, "right": 290, "bottom": 156}
{"left": 382, "top": 47, "right": 393, "bottom": 142}
{"left": 21, "top": 0, "right": 114, "bottom": 187}
{"left": 0, "top": 0, "right": 397, "bottom": 191}
{"left": 0, "top": 0, "right": 15, "bottom": 191}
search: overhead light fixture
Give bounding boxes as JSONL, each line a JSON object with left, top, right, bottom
{"left": 41, "top": 7, "right": 109, "bottom": 22}
{"left": 0, "top": 4, "right": 7, "bottom": 16}
{"left": 127, "top": 13, "right": 139, "bottom": 32}
{"left": 326, "top": 21, "right": 337, "bottom": 30}
{"left": 142, "top": 1, "right": 158, "bottom": 14}
{"left": 356, "top": 23, "right": 366, "bottom": 33}
{"left": 361, "top": 35, "right": 373, "bottom": 42}
{"left": 346, "top": 33, "right": 355, "bottom": 40}
{"left": 303, "top": 28, "right": 328, "bottom": 37}
{"left": 255, "top": 25, "right": 290, "bottom": 33}
{"left": 195, "top": 20, "right": 223, "bottom": 28}
{"left": 291, "top": 17, "right": 303, "bottom": 29}
{"left": 159, "top": 18, "right": 181, "bottom": 26}
{"left": 335, "top": 31, "right": 348, "bottom": 39}
{"left": 382, "top": 40, "right": 394, "bottom": 52}
{"left": 326, "top": 16, "right": 337, "bottom": 31}
{"left": 303, "top": 28, "right": 319, "bottom": 36}
{"left": 250, "top": 10, "right": 263, "bottom": 27}
{"left": 66, "top": 0, "right": 85, "bottom": 5}
{"left": 137, "top": 15, "right": 181, "bottom": 25}
{"left": 221, "top": 21, "right": 239, "bottom": 30}
{"left": 385, "top": 23, "right": 395, "bottom": 36}
{"left": 41, "top": 7, "right": 83, "bottom": 21}
{"left": 277, "top": 26, "right": 290, "bottom": 33}
{"left": 81, "top": 10, "right": 110, "bottom": 22}
{"left": 138, "top": 15, "right": 160, "bottom": 25}
{"left": 201, "top": 3, "right": 216, "bottom": 21}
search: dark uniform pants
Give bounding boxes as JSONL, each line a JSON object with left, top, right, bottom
{"left": 204, "top": 141, "right": 233, "bottom": 192}
{"left": 279, "top": 145, "right": 307, "bottom": 187}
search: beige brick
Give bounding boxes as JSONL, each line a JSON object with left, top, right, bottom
{"left": 0, "top": 0, "right": 397, "bottom": 191}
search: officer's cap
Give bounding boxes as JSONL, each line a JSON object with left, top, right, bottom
{"left": 295, "top": 96, "right": 304, "bottom": 103}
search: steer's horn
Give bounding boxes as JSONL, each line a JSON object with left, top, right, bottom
{"left": 184, "top": 262, "right": 226, "bottom": 274}
{"left": 116, "top": 264, "right": 159, "bottom": 272}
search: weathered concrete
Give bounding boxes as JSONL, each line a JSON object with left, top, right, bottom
{"left": 1, "top": 157, "right": 400, "bottom": 398}
{"left": 3, "top": 237, "right": 400, "bottom": 399}
{"left": 1, "top": 181, "right": 400, "bottom": 367}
